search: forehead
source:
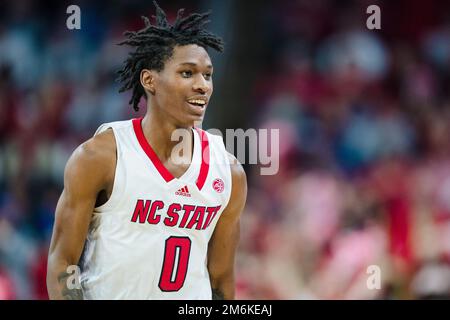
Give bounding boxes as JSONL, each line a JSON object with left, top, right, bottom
{"left": 167, "top": 44, "right": 212, "bottom": 67}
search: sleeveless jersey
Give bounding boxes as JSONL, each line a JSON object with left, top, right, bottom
{"left": 79, "top": 118, "right": 232, "bottom": 299}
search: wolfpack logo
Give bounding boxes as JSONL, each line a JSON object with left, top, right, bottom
{"left": 175, "top": 186, "right": 191, "bottom": 197}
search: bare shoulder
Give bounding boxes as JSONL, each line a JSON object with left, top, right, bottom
{"left": 223, "top": 152, "right": 247, "bottom": 217}
{"left": 82, "top": 128, "right": 115, "bottom": 155}
{"left": 70, "top": 129, "right": 115, "bottom": 168}
{"left": 64, "top": 129, "right": 116, "bottom": 190}
{"left": 226, "top": 152, "right": 246, "bottom": 183}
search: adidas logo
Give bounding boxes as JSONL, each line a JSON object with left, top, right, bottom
{"left": 175, "top": 186, "right": 191, "bottom": 197}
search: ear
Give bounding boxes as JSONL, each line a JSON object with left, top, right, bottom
{"left": 140, "top": 69, "right": 156, "bottom": 95}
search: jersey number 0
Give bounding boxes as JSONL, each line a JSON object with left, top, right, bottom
{"left": 158, "top": 236, "right": 191, "bottom": 291}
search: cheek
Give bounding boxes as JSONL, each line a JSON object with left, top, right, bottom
{"left": 156, "top": 78, "right": 188, "bottom": 113}
{"left": 161, "top": 77, "right": 188, "bottom": 94}
{"left": 157, "top": 79, "right": 180, "bottom": 100}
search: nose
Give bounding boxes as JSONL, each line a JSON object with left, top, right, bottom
{"left": 192, "top": 76, "right": 210, "bottom": 94}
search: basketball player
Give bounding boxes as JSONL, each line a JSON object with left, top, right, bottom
{"left": 46, "top": 2, "right": 247, "bottom": 300}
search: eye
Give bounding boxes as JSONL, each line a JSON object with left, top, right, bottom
{"left": 181, "top": 70, "right": 193, "bottom": 78}
{"left": 204, "top": 73, "right": 212, "bottom": 80}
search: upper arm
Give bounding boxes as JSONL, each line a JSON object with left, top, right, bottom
{"left": 207, "top": 153, "right": 247, "bottom": 280}
{"left": 48, "top": 130, "right": 116, "bottom": 265}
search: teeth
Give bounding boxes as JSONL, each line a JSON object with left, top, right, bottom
{"left": 188, "top": 100, "right": 206, "bottom": 105}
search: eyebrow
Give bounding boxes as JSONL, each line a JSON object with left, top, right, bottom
{"left": 178, "top": 62, "right": 213, "bottom": 69}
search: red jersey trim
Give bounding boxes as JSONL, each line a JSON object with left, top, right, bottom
{"left": 132, "top": 118, "right": 209, "bottom": 189}
{"left": 194, "top": 127, "right": 209, "bottom": 191}
{"left": 132, "top": 118, "right": 174, "bottom": 182}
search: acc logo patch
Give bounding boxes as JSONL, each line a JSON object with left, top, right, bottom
{"left": 212, "top": 178, "right": 224, "bottom": 193}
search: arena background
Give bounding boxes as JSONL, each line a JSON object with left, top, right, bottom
{"left": 0, "top": 0, "right": 450, "bottom": 299}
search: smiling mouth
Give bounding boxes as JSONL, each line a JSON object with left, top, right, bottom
{"left": 187, "top": 98, "right": 207, "bottom": 108}
{"left": 187, "top": 99, "right": 207, "bottom": 106}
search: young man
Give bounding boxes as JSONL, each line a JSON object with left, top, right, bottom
{"left": 47, "top": 2, "right": 247, "bottom": 300}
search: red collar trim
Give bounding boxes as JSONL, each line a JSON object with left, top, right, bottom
{"left": 132, "top": 118, "right": 209, "bottom": 189}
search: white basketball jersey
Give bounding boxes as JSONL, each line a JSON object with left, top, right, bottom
{"left": 79, "top": 118, "right": 232, "bottom": 300}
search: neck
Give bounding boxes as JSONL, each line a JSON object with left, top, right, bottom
{"left": 141, "top": 106, "right": 194, "bottom": 162}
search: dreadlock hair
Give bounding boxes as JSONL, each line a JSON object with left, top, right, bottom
{"left": 116, "top": 1, "right": 224, "bottom": 112}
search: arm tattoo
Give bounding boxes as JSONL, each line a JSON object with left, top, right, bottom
{"left": 57, "top": 271, "right": 83, "bottom": 300}
{"left": 212, "top": 288, "right": 225, "bottom": 300}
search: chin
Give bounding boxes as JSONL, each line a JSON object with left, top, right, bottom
{"left": 176, "top": 115, "right": 204, "bottom": 128}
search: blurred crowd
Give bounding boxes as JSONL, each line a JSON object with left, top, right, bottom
{"left": 1, "top": 0, "right": 450, "bottom": 299}
{"left": 235, "top": 0, "right": 450, "bottom": 299}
